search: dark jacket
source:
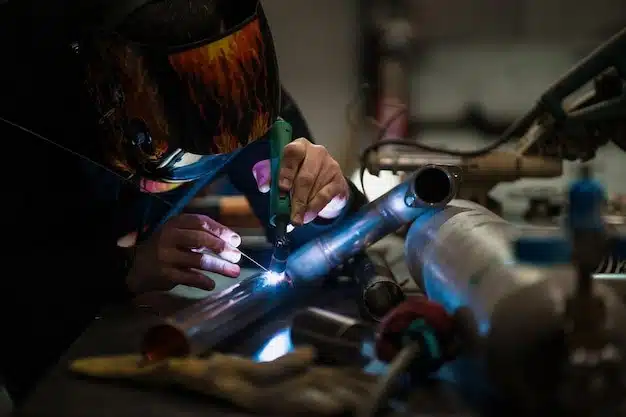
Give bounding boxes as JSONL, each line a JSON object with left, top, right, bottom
{"left": 0, "top": 10, "right": 365, "bottom": 405}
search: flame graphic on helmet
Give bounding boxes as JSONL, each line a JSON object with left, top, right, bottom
{"left": 168, "top": 17, "right": 275, "bottom": 154}
{"left": 84, "top": 11, "right": 279, "bottom": 190}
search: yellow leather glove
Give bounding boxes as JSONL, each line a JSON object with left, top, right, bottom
{"left": 70, "top": 347, "right": 377, "bottom": 416}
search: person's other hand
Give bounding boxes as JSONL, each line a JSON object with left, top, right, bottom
{"left": 125, "top": 214, "right": 242, "bottom": 294}
{"left": 252, "top": 138, "right": 349, "bottom": 226}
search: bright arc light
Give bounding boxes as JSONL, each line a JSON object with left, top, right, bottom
{"left": 255, "top": 328, "right": 293, "bottom": 362}
{"left": 263, "top": 271, "right": 286, "bottom": 286}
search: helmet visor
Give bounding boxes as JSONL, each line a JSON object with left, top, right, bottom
{"left": 84, "top": 0, "right": 280, "bottom": 182}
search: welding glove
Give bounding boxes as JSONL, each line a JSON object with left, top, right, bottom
{"left": 70, "top": 347, "right": 377, "bottom": 416}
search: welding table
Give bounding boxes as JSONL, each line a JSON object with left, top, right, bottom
{"left": 17, "top": 238, "right": 480, "bottom": 417}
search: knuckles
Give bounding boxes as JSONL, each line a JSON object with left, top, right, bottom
{"left": 295, "top": 173, "right": 315, "bottom": 190}
{"left": 283, "top": 139, "right": 307, "bottom": 159}
{"left": 309, "top": 143, "right": 326, "bottom": 153}
{"left": 328, "top": 159, "right": 341, "bottom": 172}
{"left": 318, "top": 188, "right": 335, "bottom": 201}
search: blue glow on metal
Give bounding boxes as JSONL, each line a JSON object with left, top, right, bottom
{"left": 255, "top": 328, "right": 293, "bottom": 362}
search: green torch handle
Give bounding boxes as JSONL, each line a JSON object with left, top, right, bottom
{"left": 269, "top": 118, "right": 293, "bottom": 227}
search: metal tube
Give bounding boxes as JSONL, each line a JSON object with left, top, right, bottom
{"left": 285, "top": 165, "right": 459, "bottom": 282}
{"left": 367, "top": 151, "right": 462, "bottom": 175}
{"left": 141, "top": 165, "right": 458, "bottom": 361}
{"left": 290, "top": 307, "right": 374, "bottom": 366}
{"left": 140, "top": 272, "right": 291, "bottom": 361}
{"left": 404, "top": 200, "right": 626, "bottom": 329}
{"left": 353, "top": 252, "right": 406, "bottom": 322}
{"left": 367, "top": 150, "right": 563, "bottom": 180}
{"left": 403, "top": 201, "right": 626, "bottom": 412}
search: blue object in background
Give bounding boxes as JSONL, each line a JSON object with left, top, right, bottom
{"left": 513, "top": 166, "right": 615, "bottom": 266}
{"left": 513, "top": 234, "right": 571, "bottom": 265}
{"left": 566, "top": 175, "right": 606, "bottom": 232}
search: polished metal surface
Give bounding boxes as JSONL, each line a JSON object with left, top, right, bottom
{"left": 404, "top": 201, "right": 626, "bottom": 413}
{"left": 140, "top": 272, "right": 290, "bottom": 360}
{"left": 404, "top": 200, "right": 519, "bottom": 329}
{"left": 404, "top": 200, "right": 626, "bottom": 330}
{"left": 140, "top": 165, "right": 458, "bottom": 361}
{"left": 286, "top": 165, "right": 459, "bottom": 282}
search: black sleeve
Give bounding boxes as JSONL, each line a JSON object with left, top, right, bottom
{"left": 1, "top": 17, "right": 134, "bottom": 402}
{"left": 224, "top": 88, "right": 366, "bottom": 248}
{"left": 3, "top": 117, "right": 136, "bottom": 403}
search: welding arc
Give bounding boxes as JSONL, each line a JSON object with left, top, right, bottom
{"left": 0, "top": 115, "right": 266, "bottom": 269}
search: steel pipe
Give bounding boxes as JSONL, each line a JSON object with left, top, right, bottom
{"left": 140, "top": 165, "right": 458, "bottom": 361}
{"left": 285, "top": 165, "right": 459, "bottom": 282}
{"left": 404, "top": 200, "right": 626, "bottom": 330}
{"left": 366, "top": 149, "right": 562, "bottom": 180}
{"left": 140, "top": 272, "right": 291, "bottom": 361}
{"left": 404, "top": 201, "right": 626, "bottom": 412}
{"left": 352, "top": 252, "right": 405, "bottom": 322}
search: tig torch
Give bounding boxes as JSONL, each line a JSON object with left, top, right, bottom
{"left": 268, "top": 118, "right": 293, "bottom": 276}
{"left": 140, "top": 165, "right": 458, "bottom": 362}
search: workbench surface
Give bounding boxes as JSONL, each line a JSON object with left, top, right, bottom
{"left": 17, "top": 236, "right": 483, "bottom": 417}
{"left": 17, "top": 286, "right": 484, "bottom": 417}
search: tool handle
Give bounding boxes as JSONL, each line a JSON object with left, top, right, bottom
{"left": 269, "top": 118, "right": 293, "bottom": 227}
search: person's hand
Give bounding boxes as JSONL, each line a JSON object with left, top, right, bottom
{"left": 125, "top": 213, "right": 242, "bottom": 294}
{"left": 252, "top": 138, "right": 349, "bottom": 226}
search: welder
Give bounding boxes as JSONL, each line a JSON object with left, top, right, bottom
{"left": 1, "top": 0, "right": 368, "bottom": 406}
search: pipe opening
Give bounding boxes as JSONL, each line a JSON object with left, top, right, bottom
{"left": 141, "top": 324, "right": 191, "bottom": 362}
{"left": 413, "top": 166, "right": 453, "bottom": 205}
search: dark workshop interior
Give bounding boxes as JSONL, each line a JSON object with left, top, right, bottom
{"left": 2, "top": 0, "right": 626, "bottom": 416}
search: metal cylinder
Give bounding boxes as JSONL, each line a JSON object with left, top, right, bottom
{"left": 404, "top": 201, "right": 626, "bottom": 411}
{"left": 486, "top": 267, "right": 626, "bottom": 413}
{"left": 367, "top": 150, "right": 562, "bottom": 180}
{"left": 141, "top": 273, "right": 291, "bottom": 361}
{"left": 367, "top": 151, "right": 462, "bottom": 176}
{"left": 290, "top": 307, "right": 374, "bottom": 365}
{"left": 352, "top": 252, "right": 406, "bottom": 322}
{"left": 285, "top": 165, "right": 459, "bottom": 282}
{"left": 404, "top": 200, "right": 518, "bottom": 330}
{"left": 404, "top": 201, "right": 626, "bottom": 330}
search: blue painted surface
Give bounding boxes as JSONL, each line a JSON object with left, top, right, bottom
{"left": 567, "top": 177, "right": 606, "bottom": 231}
{"left": 513, "top": 235, "right": 571, "bottom": 265}
{"left": 514, "top": 172, "right": 610, "bottom": 265}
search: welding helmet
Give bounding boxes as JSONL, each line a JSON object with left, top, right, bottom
{"left": 76, "top": 0, "right": 280, "bottom": 190}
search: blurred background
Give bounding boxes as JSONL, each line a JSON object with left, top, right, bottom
{"left": 260, "top": 0, "right": 626, "bottom": 217}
